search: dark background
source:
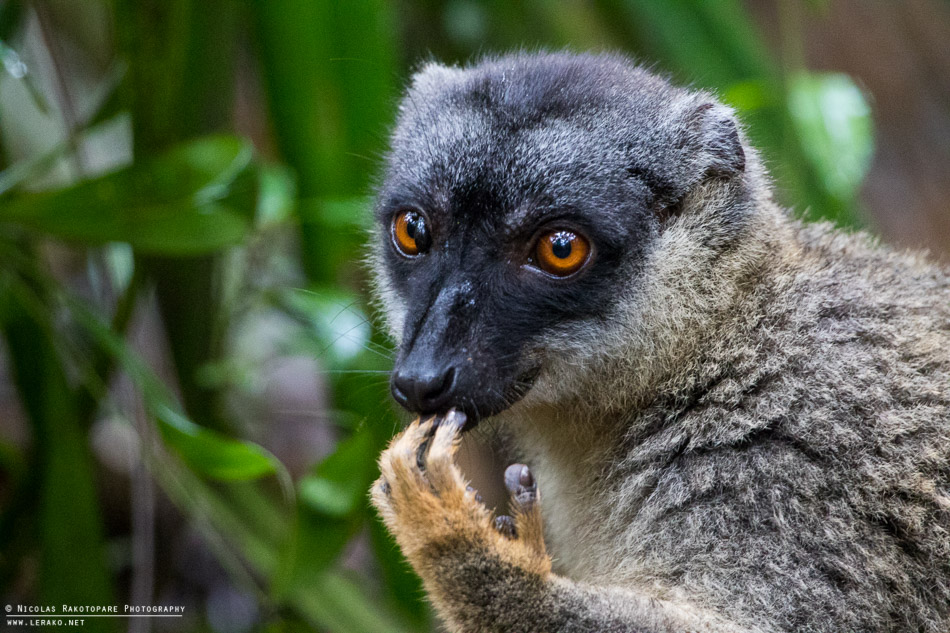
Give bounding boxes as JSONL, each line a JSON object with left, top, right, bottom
{"left": 0, "top": 1, "right": 947, "bottom": 632}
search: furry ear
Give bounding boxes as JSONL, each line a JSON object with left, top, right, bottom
{"left": 408, "top": 61, "right": 463, "bottom": 96}
{"left": 633, "top": 100, "right": 747, "bottom": 213}
{"left": 686, "top": 102, "right": 746, "bottom": 179}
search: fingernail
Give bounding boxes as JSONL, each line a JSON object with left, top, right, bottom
{"left": 519, "top": 465, "right": 534, "bottom": 488}
{"left": 504, "top": 463, "right": 532, "bottom": 494}
{"left": 444, "top": 408, "right": 467, "bottom": 430}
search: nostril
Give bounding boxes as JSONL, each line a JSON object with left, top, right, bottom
{"left": 391, "top": 376, "right": 410, "bottom": 408}
{"left": 391, "top": 365, "right": 457, "bottom": 413}
{"left": 420, "top": 367, "right": 455, "bottom": 409}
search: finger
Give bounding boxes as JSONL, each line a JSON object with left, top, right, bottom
{"left": 466, "top": 485, "right": 483, "bottom": 504}
{"left": 381, "top": 416, "right": 437, "bottom": 498}
{"left": 393, "top": 416, "right": 437, "bottom": 471}
{"left": 425, "top": 409, "right": 467, "bottom": 491}
{"left": 504, "top": 463, "right": 546, "bottom": 554}
{"left": 504, "top": 463, "right": 538, "bottom": 510}
{"left": 494, "top": 515, "right": 517, "bottom": 539}
{"left": 370, "top": 476, "right": 394, "bottom": 523}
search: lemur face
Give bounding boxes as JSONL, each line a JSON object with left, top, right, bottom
{"left": 372, "top": 53, "right": 744, "bottom": 425}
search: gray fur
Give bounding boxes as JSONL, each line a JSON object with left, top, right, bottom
{"left": 371, "top": 52, "right": 950, "bottom": 632}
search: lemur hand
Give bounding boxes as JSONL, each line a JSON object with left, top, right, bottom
{"left": 371, "top": 411, "right": 552, "bottom": 616}
{"left": 371, "top": 411, "right": 746, "bottom": 633}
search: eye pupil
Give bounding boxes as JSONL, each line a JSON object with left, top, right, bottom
{"left": 405, "top": 213, "right": 418, "bottom": 239}
{"left": 551, "top": 234, "right": 572, "bottom": 259}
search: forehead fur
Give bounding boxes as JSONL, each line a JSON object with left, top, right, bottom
{"left": 400, "top": 52, "right": 683, "bottom": 134}
{"left": 379, "top": 52, "right": 716, "bottom": 215}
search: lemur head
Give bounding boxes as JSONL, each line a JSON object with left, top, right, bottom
{"left": 372, "top": 52, "right": 758, "bottom": 427}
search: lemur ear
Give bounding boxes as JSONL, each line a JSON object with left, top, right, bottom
{"left": 408, "top": 62, "right": 463, "bottom": 96}
{"left": 639, "top": 101, "right": 746, "bottom": 219}
{"left": 687, "top": 102, "right": 746, "bottom": 178}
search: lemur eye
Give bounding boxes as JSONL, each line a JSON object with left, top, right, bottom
{"left": 533, "top": 230, "right": 591, "bottom": 277}
{"left": 391, "top": 209, "right": 431, "bottom": 257}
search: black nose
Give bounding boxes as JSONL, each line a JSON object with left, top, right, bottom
{"left": 391, "top": 365, "right": 457, "bottom": 414}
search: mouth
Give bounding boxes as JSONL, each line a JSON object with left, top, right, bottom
{"left": 391, "top": 361, "right": 542, "bottom": 431}
{"left": 445, "top": 365, "right": 541, "bottom": 432}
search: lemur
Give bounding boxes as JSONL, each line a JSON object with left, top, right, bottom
{"left": 368, "top": 52, "right": 950, "bottom": 633}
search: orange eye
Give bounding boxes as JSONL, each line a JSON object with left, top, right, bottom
{"left": 392, "top": 209, "right": 431, "bottom": 257}
{"left": 534, "top": 230, "right": 591, "bottom": 277}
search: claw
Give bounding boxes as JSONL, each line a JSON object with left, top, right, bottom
{"left": 494, "top": 515, "right": 517, "bottom": 539}
{"left": 466, "top": 485, "right": 483, "bottom": 504}
{"left": 416, "top": 438, "right": 431, "bottom": 471}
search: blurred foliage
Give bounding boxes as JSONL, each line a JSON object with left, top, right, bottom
{"left": 0, "top": 1, "right": 873, "bottom": 632}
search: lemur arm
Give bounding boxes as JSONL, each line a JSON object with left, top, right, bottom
{"left": 371, "top": 413, "right": 752, "bottom": 633}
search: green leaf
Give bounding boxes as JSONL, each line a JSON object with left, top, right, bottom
{"left": 368, "top": 516, "right": 430, "bottom": 626}
{"left": 298, "top": 477, "right": 356, "bottom": 517}
{"left": 0, "top": 135, "right": 258, "bottom": 255}
{"left": 297, "top": 196, "right": 372, "bottom": 230}
{"left": 787, "top": 72, "right": 874, "bottom": 207}
{"left": 256, "top": 163, "right": 297, "bottom": 227}
{"left": 610, "top": 0, "right": 773, "bottom": 87}
{"left": 298, "top": 427, "right": 377, "bottom": 517}
{"left": 723, "top": 79, "right": 776, "bottom": 113}
{"left": 288, "top": 571, "right": 413, "bottom": 633}
{"left": 271, "top": 426, "right": 383, "bottom": 603}
{"left": 156, "top": 405, "right": 279, "bottom": 481}
{"left": 0, "top": 278, "right": 115, "bottom": 632}
{"left": 37, "top": 384, "right": 116, "bottom": 633}
{"left": 151, "top": 444, "right": 413, "bottom": 633}
{"left": 0, "top": 436, "right": 24, "bottom": 481}
{"left": 69, "top": 298, "right": 287, "bottom": 485}
{"left": 0, "top": 113, "right": 132, "bottom": 197}
{"left": 250, "top": 0, "right": 397, "bottom": 282}
{"left": 0, "top": 3, "right": 26, "bottom": 41}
